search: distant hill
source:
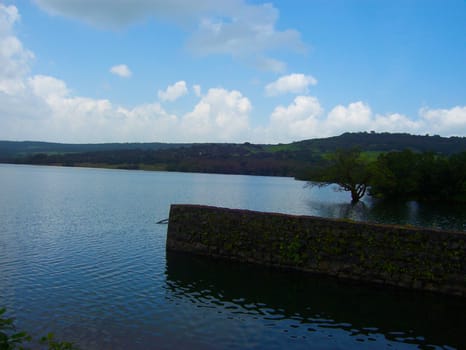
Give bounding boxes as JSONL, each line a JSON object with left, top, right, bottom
{"left": 291, "top": 132, "right": 466, "bottom": 154}
{"left": 0, "top": 140, "right": 188, "bottom": 160}
{"left": 1, "top": 132, "right": 466, "bottom": 177}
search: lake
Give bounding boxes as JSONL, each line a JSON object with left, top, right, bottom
{"left": 0, "top": 164, "right": 465, "bottom": 349}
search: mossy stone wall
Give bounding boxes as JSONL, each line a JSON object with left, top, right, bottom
{"left": 166, "top": 204, "right": 466, "bottom": 297}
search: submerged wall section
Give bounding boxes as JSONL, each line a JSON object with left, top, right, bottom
{"left": 166, "top": 204, "right": 466, "bottom": 297}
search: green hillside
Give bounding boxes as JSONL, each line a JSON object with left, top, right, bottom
{"left": 1, "top": 132, "right": 466, "bottom": 177}
{"left": 0, "top": 140, "right": 187, "bottom": 159}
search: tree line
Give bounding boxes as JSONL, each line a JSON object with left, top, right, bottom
{"left": 7, "top": 144, "right": 322, "bottom": 178}
{"left": 313, "top": 149, "right": 466, "bottom": 203}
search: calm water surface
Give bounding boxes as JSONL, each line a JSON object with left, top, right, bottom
{"left": 0, "top": 164, "right": 465, "bottom": 349}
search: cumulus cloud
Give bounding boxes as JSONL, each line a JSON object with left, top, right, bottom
{"left": 326, "top": 102, "right": 372, "bottom": 131}
{"left": 265, "top": 74, "right": 317, "bottom": 96}
{"left": 158, "top": 81, "right": 188, "bottom": 102}
{"left": 0, "top": 4, "right": 34, "bottom": 94}
{"left": 0, "top": 9, "right": 251, "bottom": 143}
{"left": 181, "top": 88, "right": 251, "bottom": 141}
{"left": 110, "top": 64, "right": 132, "bottom": 78}
{"left": 2, "top": 72, "right": 180, "bottom": 142}
{"left": 28, "top": 75, "right": 69, "bottom": 100}
{"left": 261, "top": 96, "right": 323, "bottom": 142}
{"left": 373, "top": 113, "right": 422, "bottom": 134}
{"left": 419, "top": 106, "right": 466, "bottom": 135}
{"left": 2, "top": 5, "right": 466, "bottom": 144}
{"left": 3, "top": 74, "right": 252, "bottom": 143}
{"left": 192, "top": 84, "right": 201, "bottom": 97}
{"left": 261, "top": 99, "right": 434, "bottom": 143}
{"left": 32, "top": 0, "right": 304, "bottom": 72}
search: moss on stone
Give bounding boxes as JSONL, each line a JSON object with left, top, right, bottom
{"left": 167, "top": 204, "right": 466, "bottom": 297}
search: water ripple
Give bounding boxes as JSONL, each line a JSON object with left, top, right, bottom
{"left": 1, "top": 165, "right": 465, "bottom": 350}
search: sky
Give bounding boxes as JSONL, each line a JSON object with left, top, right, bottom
{"left": 0, "top": 0, "right": 465, "bottom": 144}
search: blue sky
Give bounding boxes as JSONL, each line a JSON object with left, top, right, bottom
{"left": 0, "top": 0, "right": 465, "bottom": 143}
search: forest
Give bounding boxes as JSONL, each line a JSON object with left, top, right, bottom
{"left": 369, "top": 150, "right": 466, "bottom": 202}
{"left": 312, "top": 148, "right": 466, "bottom": 203}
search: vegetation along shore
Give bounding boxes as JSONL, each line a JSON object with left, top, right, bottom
{"left": 2, "top": 132, "right": 466, "bottom": 203}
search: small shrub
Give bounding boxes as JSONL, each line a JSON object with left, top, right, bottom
{"left": 0, "top": 307, "right": 78, "bottom": 350}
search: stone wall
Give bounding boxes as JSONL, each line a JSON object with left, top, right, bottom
{"left": 166, "top": 204, "right": 466, "bottom": 297}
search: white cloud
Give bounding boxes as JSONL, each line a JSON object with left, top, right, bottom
{"left": 261, "top": 95, "right": 323, "bottom": 142}
{"left": 3, "top": 5, "right": 466, "bottom": 144}
{"left": 32, "top": 0, "right": 305, "bottom": 72}
{"left": 192, "top": 84, "right": 201, "bottom": 97}
{"left": 181, "top": 88, "right": 251, "bottom": 141}
{"left": 0, "top": 4, "right": 34, "bottom": 94}
{"left": 265, "top": 74, "right": 318, "bottom": 96}
{"left": 187, "top": 3, "right": 304, "bottom": 69}
{"left": 372, "top": 112, "right": 422, "bottom": 134}
{"left": 2, "top": 72, "right": 181, "bottom": 142}
{"left": 158, "top": 81, "right": 188, "bottom": 102}
{"left": 28, "top": 75, "right": 69, "bottom": 100}
{"left": 419, "top": 106, "right": 466, "bottom": 135}
{"left": 110, "top": 64, "right": 132, "bottom": 78}
{"left": 0, "top": 10, "right": 251, "bottom": 143}
{"left": 326, "top": 102, "right": 372, "bottom": 131}
{"left": 115, "top": 103, "right": 178, "bottom": 140}
{"left": 261, "top": 99, "right": 435, "bottom": 143}
{"left": 322, "top": 102, "right": 422, "bottom": 136}
{"left": 255, "top": 57, "right": 286, "bottom": 73}
{"left": 32, "top": 0, "right": 227, "bottom": 27}
{"left": 0, "top": 3, "right": 20, "bottom": 30}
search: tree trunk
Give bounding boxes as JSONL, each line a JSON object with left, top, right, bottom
{"left": 350, "top": 189, "right": 360, "bottom": 203}
{"left": 350, "top": 184, "right": 367, "bottom": 203}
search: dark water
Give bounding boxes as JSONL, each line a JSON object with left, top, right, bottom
{"left": 305, "top": 184, "right": 466, "bottom": 232}
{"left": 0, "top": 164, "right": 465, "bottom": 349}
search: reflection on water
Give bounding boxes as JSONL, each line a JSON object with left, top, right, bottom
{"left": 166, "top": 251, "right": 466, "bottom": 350}
{"left": 306, "top": 184, "right": 466, "bottom": 231}
{"left": 368, "top": 200, "right": 466, "bottom": 231}
{"left": 1, "top": 165, "right": 465, "bottom": 349}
